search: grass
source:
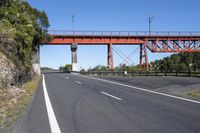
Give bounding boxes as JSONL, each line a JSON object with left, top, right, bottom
{"left": 0, "top": 74, "right": 41, "bottom": 129}
{"left": 188, "top": 90, "right": 200, "bottom": 99}
{"left": 24, "top": 75, "right": 41, "bottom": 93}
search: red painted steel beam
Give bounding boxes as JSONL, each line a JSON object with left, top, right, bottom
{"left": 139, "top": 44, "right": 143, "bottom": 70}
{"left": 146, "top": 40, "right": 200, "bottom": 52}
{"left": 47, "top": 36, "right": 145, "bottom": 45}
{"left": 45, "top": 34, "right": 200, "bottom": 52}
{"left": 107, "top": 43, "right": 114, "bottom": 69}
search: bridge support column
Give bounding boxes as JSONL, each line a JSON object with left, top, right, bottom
{"left": 139, "top": 43, "right": 149, "bottom": 71}
{"left": 107, "top": 43, "right": 114, "bottom": 69}
{"left": 71, "top": 43, "right": 78, "bottom": 71}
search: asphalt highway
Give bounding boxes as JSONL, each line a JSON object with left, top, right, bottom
{"left": 18, "top": 73, "right": 200, "bottom": 133}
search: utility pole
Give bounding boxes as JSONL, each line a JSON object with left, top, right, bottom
{"left": 149, "top": 16, "right": 153, "bottom": 36}
{"left": 72, "top": 14, "right": 75, "bottom": 34}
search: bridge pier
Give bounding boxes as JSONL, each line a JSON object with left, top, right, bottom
{"left": 71, "top": 43, "right": 78, "bottom": 71}
{"left": 107, "top": 43, "right": 114, "bottom": 69}
{"left": 140, "top": 43, "right": 149, "bottom": 71}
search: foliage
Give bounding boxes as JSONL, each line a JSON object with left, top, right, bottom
{"left": 80, "top": 68, "right": 86, "bottom": 72}
{"left": 88, "top": 65, "right": 109, "bottom": 71}
{"left": 0, "top": 0, "right": 50, "bottom": 73}
{"left": 59, "top": 64, "right": 72, "bottom": 72}
{"left": 87, "top": 64, "right": 138, "bottom": 72}
{"left": 87, "top": 52, "right": 200, "bottom": 72}
{"left": 150, "top": 52, "right": 200, "bottom": 72}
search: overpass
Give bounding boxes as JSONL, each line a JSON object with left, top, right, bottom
{"left": 43, "top": 30, "right": 200, "bottom": 71}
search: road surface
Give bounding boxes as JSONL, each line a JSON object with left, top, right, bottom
{"left": 18, "top": 73, "right": 200, "bottom": 133}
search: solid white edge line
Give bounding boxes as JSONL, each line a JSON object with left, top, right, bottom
{"left": 78, "top": 75, "right": 200, "bottom": 104}
{"left": 101, "top": 91, "right": 122, "bottom": 101}
{"left": 42, "top": 75, "right": 61, "bottom": 133}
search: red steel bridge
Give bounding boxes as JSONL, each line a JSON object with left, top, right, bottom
{"left": 45, "top": 30, "right": 200, "bottom": 71}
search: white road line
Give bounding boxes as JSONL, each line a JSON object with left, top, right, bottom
{"left": 42, "top": 75, "right": 61, "bottom": 133}
{"left": 75, "top": 81, "right": 82, "bottom": 85}
{"left": 101, "top": 91, "right": 122, "bottom": 101}
{"left": 65, "top": 77, "right": 70, "bottom": 79}
{"left": 78, "top": 75, "right": 200, "bottom": 104}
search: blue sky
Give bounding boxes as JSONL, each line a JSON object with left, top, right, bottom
{"left": 28, "top": 0, "right": 200, "bottom": 69}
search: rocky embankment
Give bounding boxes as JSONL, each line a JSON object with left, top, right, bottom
{"left": 0, "top": 51, "right": 16, "bottom": 90}
{"left": 0, "top": 51, "right": 29, "bottom": 129}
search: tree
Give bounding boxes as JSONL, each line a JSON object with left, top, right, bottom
{"left": 177, "top": 63, "right": 187, "bottom": 72}
{"left": 64, "top": 64, "right": 72, "bottom": 72}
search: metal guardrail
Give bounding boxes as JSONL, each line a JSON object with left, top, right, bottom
{"left": 48, "top": 30, "right": 200, "bottom": 37}
{"left": 79, "top": 71, "right": 200, "bottom": 78}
